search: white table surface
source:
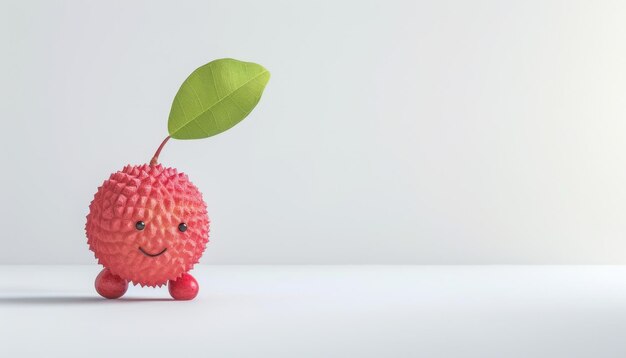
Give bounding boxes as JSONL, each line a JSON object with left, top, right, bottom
{"left": 1, "top": 265, "right": 626, "bottom": 357}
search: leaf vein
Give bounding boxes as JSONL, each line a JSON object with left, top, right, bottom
{"left": 208, "top": 64, "right": 221, "bottom": 100}
{"left": 176, "top": 98, "right": 188, "bottom": 122}
{"left": 189, "top": 83, "right": 204, "bottom": 110}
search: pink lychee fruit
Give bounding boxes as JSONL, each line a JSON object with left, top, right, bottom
{"left": 85, "top": 164, "right": 209, "bottom": 288}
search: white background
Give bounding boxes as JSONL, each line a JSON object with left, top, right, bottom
{"left": 2, "top": 0, "right": 626, "bottom": 265}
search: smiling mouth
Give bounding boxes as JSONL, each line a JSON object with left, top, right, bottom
{"left": 138, "top": 247, "right": 167, "bottom": 257}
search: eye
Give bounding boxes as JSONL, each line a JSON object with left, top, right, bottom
{"left": 135, "top": 221, "right": 145, "bottom": 230}
{"left": 178, "top": 223, "right": 187, "bottom": 232}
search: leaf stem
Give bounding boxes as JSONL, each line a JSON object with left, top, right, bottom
{"left": 150, "top": 136, "right": 171, "bottom": 166}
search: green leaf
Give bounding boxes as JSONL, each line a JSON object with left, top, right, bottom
{"left": 167, "top": 58, "right": 270, "bottom": 140}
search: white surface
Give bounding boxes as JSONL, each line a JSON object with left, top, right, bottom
{"left": 2, "top": 1, "right": 626, "bottom": 265}
{"left": 2, "top": 265, "right": 626, "bottom": 357}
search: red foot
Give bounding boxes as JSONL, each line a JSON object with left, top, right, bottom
{"left": 168, "top": 273, "right": 199, "bottom": 300}
{"left": 95, "top": 268, "right": 128, "bottom": 299}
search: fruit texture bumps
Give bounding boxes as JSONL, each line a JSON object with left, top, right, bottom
{"left": 86, "top": 164, "right": 209, "bottom": 287}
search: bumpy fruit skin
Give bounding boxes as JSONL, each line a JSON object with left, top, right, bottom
{"left": 86, "top": 164, "right": 209, "bottom": 287}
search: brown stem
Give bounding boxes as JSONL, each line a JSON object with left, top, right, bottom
{"left": 150, "top": 136, "right": 171, "bottom": 166}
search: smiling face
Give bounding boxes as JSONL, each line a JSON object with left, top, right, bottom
{"left": 86, "top": 164, "right": 209, "bottom": 287}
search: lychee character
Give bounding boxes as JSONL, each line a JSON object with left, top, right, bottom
{"left": 86, "top": 157, "right": 208, "bottom": 300}
{"left": 84, "top": 59, "right": 269, "bottom": 300}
